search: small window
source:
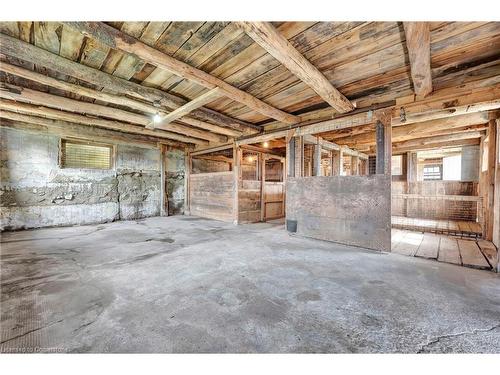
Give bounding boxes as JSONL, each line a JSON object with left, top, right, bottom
{"left": 423, "top": 164, "right": 442, "bottom": 180}
{"left": 391, "top": 155, "right": 403, "bottom": 175}
{"left": 60, "top": 139, "right": 114, "bottom": 169}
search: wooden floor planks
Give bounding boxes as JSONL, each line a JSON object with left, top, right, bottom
{"left": 458, "top": 239, "right": 491, "bottom": 270}
{"left": 392, "top": 229, "right": 497, "bottom": 271}
{"left": 415, "top": 233, "right": 440, "bottom": 259}
{"left": 437, "top": 236, "right": 461, "bottom": 265}
{"left": 391, "top": 216, "right": 482, "bottom": 238}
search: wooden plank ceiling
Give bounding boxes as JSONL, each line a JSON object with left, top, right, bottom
{"left": 0, "top": 21, "right": 499, "bottom": 150}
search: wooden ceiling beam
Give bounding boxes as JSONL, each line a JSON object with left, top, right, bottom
{"left": 326, "top": 112, "right": 490, "bottom": 145}
{"left": 0, "top": 33, "right": 258, "bottom": 135}
{"left": 0, "top": 83, "right": 225, "bottom": 143}
{"left": 403, "top": 22, "right": 433, "bottom": 97}
{"left": 150, "top": 88, "right": 224, "bottom": 128}
{"left": 0, "top": 62, "right": 242, "bottom": 138}
{"left": 62, "top": 22, "right": 300, "bottom": 124}
{"left": 237, "top": 22, "right": 354, "bottom": 114}
{"left": 0, "top": 112, "right": 184, "bottom": 149}
{"left": 0, "top": 101, "right": 203, "bottom": 145}
{"left": 391, "top": 131, "right": 484, "bottom": 149}
{"left": 390, "top": 138, "right": 481, "bottom": 154}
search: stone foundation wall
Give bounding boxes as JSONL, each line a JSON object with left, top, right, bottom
{"left": 0, "top": 127, "right": 161, "bottom": 230}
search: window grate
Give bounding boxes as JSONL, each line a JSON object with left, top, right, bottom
{"left": 60, "top": 139, "right": 113, "bottom": 170}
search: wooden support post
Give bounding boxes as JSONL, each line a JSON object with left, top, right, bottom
{"left": 331, "top": 150, "right": 341, "bottom": 175}
{"left": 494, "top": 117, "right": 500, "bottom": 271}
{"left": 485, "top": 112, "right": 498, "bottom": 241}
{"left": 287, "top": 135, "right": 296, "bottom": 178}
{"left": 313, "top": 138, "right": 322, "bottom": 176}
{"left": 184, "top": 150, "right": 191, "bottom": 216}
{"left": 295, "top": 136, "right": 304, "bottom": 177}
{"left": 351, "top": 155, "right": 359, "bottom": 175}
{"left": 233, "top": 144, "right": 241, "bottom": 225}
{"left": 260, "top": 153, "right": 266, "bottom": 222}
{"left": 160, "top": 144, "right": 167, "bottom": 217}
{"left": 339, "top": 149, "right": 344, "bottom": 176}
{"left": 376, "top": 112, "right": 392, "bottom": 175}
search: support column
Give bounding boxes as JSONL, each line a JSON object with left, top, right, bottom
{"left": 233, "top": 144, "right": 241, "bottom": 225}
{"left": 184, "top": 150, "right": 191, "bottom": 215}
{"left": 376, "top": 113, "right": 392, "bottom": 175}
{"left": 160, "top": 144, "right": 167, "bottom": 216}
{"left": 313, "top": 138, "right": 322, "bottom": 176}
{"left": 485, "top": 112, "right": 498, "bottom": 241}
{"left": 260, "top": 152, "right": 266, "bottom": 222}
{"left": 287, "top": 134, "right": 295, "bottom": 178}
{"left": 351, "top": 155, "right": 359, "bottom": 175}
{"left": 294, "top": 136, "right": 304, "bottom": 177}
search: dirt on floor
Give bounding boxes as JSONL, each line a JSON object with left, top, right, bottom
{"left": 1, "top": 216, "right": 499, "bottom": 353}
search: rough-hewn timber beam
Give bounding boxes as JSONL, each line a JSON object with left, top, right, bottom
{"left": 0, "top": 83, "right": 225, "bottom": 143}
{"left": 0, "top": 101, "right": 200, "bottom": 145}
{"left": 62, "top": 22, "right": 300, "bottom": 124}
{"left": 237, "top": 22, "right": 354, "bottom": 114}
{"left": 390, "top": 138, "right": 480, "bottom": 154}
{"left": 403, "top": 22, "right": 433, "bottom": 97}
{"left": 391, "top": 131, "right": 484, "bottom": 149}
{"left": 150, "top": 88, "right": 224, "bottom": 128}
{"left": 0, "top": 112, "right": 185, "bottom": 149}
{"left": 0, "top": 62, "right": 242, "bottom": 138}
{"left": 0, "top": 33, "right": 258, "bottom": 135}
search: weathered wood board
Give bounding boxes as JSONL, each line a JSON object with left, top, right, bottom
{"left": 458, "top": 239, "right": 491, "bottom": 270}
{"left": 415, "top": 233, "right": 440, "bottom": 259}
{"left": 438, "top": 237, "right": 461, "bottom": 265}
{"left": 286, "top": 175, "right": 391, "bottom": 251}
{"left": 189, "top": 171, "right": 235, "bottom": 222}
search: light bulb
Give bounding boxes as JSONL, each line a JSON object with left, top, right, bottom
{"left": 153, "top": 114, "right": 162, "bottom": 123}
{"left": 263, "top": 141, "right": 269, "bottom": 148}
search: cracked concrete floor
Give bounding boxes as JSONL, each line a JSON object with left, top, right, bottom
{"left": 1, "top": 216, "right": 499, "bottom": 353}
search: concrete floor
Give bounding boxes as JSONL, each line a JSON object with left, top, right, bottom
{"left": 1, "top": 216, "right": 499, "bottom": 353}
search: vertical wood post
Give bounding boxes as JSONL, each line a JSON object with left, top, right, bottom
{"left": 233, "top": 144, "right": 241, "bottom": 225}
{"left": 287, "top": 133, "right": 295, "bottom": 178}
{"left": 351, "top": 155, "right": 359, "bottom": 175}
{"left": 313, "top": 137, "right": 322, "bottom": 176}
{"left": 331, "top": 150, "right": 341, "bottom": 175}
{"left": 160, "top": 144, "right": 167, "bottom": 216}
{"left": 295, "top": 136, "right": 304, "bottom": 177}
{"left": 485, "top": 112, "right": 498, "bottom": 240}
{"left": 376, "top": 113, "right": 392, "bottom": 175}
{"left": 184, "top": 150, "right": 191, "bottom": 215}
{"left": 260, "top": 152, "right": 266, "bottom": 222}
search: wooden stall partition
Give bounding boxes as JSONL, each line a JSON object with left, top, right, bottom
{"left": 189, "top": 171, "right": 235, "bottom": 222}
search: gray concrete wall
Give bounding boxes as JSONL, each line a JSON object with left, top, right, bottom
{"left": 461, "top": 145, "right": 480, "bottom": 181}
{"left": 286, "top": 175, "right": 391, "bottom": 251}
{"left": 1, "top": 127, "right": 161, "bottom": 230}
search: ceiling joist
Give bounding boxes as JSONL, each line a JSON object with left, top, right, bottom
{"left": 403, "top": 22, "right": 433, "bottom": 97}
{"left": 237, "top": 22, "right": 355, "bottom": 114}
{"left": 62, "top": 22, "right": 300, "bottom": 124}
{"left": 0, "top": 33, "right": 258, "bottom": 135}
{"left": 0, "top": 83, "right": 225, "bottom": 143}
{"left": 150, "top": 87, "right": 224, "bottom": 128}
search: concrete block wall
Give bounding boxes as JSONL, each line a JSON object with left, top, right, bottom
{"left": 0, "top": 127, "right": 161, "bottom": 230}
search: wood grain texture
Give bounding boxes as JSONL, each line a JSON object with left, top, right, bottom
{"left": 238, "top": 22, "right": 354, "bottom": 113}
{"left": 63, "top": 22, "right": 300, "bottom": 124}
{"left": 403, "top": 22, "right": 433, "bottom": 96}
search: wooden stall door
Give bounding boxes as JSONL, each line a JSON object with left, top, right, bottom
{"left": 262, "top": 157, "right": 285, "bottom": 221}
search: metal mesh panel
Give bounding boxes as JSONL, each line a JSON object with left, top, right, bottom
{"left": 60, "top": 139, "right": 113, "bottom": 169}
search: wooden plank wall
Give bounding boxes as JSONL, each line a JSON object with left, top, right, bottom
{"left": 238, "top": 180, "right": 261, "bottom": 223}
{"left": 189, "top": 171, "right": 235, "bottom": 222}
{"left": 286, "top": 175, "right": 391, "bottom": 251}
